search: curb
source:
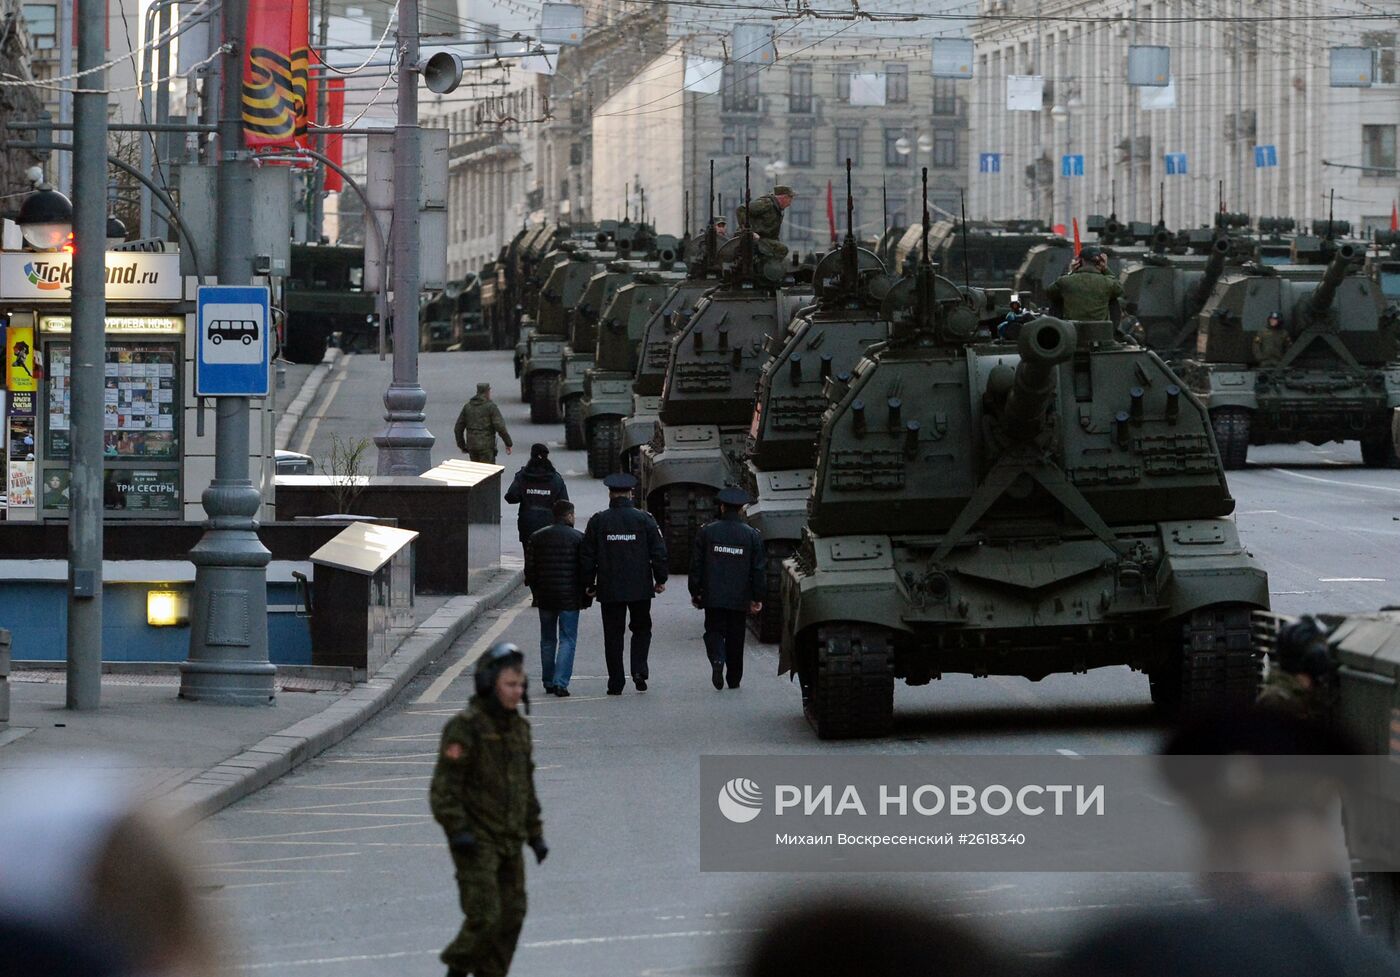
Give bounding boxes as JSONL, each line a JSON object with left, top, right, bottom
{"left": 275, "top": 347, "right": 343, "bottom": 451}
{"left": 164, "top": 561, "right": 524, "bottom": 822}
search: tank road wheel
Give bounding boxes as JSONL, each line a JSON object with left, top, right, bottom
{"left": 1355, "top": 871, "right": 1400, "bottom": 946}
{"left": 660, "top": 485, "right": 716, "bottom": 574}
{"left": 1360, "top": 431, "right": 1398, "bottom": 469}
{"left": 563, "top": 397, "right": 586, "bottom": 450}
{"left": 806, "top": 625, "right": 895, "bottom": 740}
{"left": 1153, "top": 604, "right": 1260, "bottom": 715}
{"left": 529, "top": 373, "right": 561, "bottom": 424}
{"left": 587, "top": 417, "right": 623, "bottom": 478}
{"left": 1210, "top": 407, "right": 1251, "bottom": 470}
{"left": 749, "top": 541, "right": 795, "bottom": 644}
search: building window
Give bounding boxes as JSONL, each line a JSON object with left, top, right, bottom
{"left": 884, "top": 128, "right": 910, "bottom": 167}
{"left": 836, "top": 127, "right": 861, "bottom": 166}
{"left": 722, "top": 63, "right": 761, "bottom": 113}
{"left": 21, "top": 4, "right": 55, "bottom": 48}
{"left": 933, "top": 78, "right": 958, "bottom": 115}
{"left": 932, "top": 126, "right": 957, "bottom": 168}
{"left": 1363, "top": 124, "right": 1397, "bottom": 173}
{"left": 744, "top": 125, "right": 760, "bottom": 155}
{"left": 788, "top": 202, "right": 814, "bottom": 243}
{"left": 569, "top": 142, "right": 583, "bottom": 166}
{"left": 789, "top": 131, "right": 813, "bottom": 167}
{"left": 837, "top": 66, "right": 860, "bottom": 103}
{"left": 885, "top": 63, "right": 908, "bottom": 103}
{"left": 722, "top": 125, "right": 737, "bottom": 156}
{"left": 1365, "top": 32, "right": 1397, "bottom": 84}
{"left": 789, "top": 64, "right": 813, "bottom": 113}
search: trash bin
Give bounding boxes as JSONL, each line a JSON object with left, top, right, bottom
{"left": 308, "top": 522, "right": 418, "bottom": 676}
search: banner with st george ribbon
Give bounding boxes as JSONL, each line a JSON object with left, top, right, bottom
{"left": 242, "top": 0, "right": 311, "bottom": 147}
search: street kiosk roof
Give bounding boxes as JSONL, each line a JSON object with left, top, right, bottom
{"left": 310, "top": 521, "right": 420, "bottom": 575}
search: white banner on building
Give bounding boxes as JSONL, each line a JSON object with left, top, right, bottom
{"left": 1140, "top": 76, "right": 1176, "bottom": 110}
{"left": 849, "top": 72, "right": 887, "bottom": 106}
{"left": 683, "top": 56, "right": 724, "bottom": 94}
{"left": 1006, "top": 74, "right": 1043, "bottom": 111}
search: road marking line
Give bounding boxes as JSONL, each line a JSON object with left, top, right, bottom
{"left": 209, "top": 867, "right": 352, "bottom": 874}
{"left": 239, "top": 797, "right": 423, "bottom": 814}
{"left": 286, "top": 775, "right": 429, "bottom": 789}
{"left": 416, "top": 595, "right": 532, "bottom": 704}
{"left": 201, "top": 853, "right": 362, "bottom": 869}
{"left": 1264, "top": 468, "right": 1400, "bottom": 495}
{"left": 239, "top": 811, "right": 432, "bottom": 818}
{"left": 326, "top": 759, "right": 437, "bottom": 766}
{"left": 225, "top": 821, "right": 431, "bottom": 842}
{"left": 220, "top": 840, "right": 441, "bottom": 847}
{"left": 1055, "top": 748, "right": 1081, "bottom": 757}
{"left": 1318, "top": 577, "right": 1386, "bottom": 583}
{"left": 294, "top": 360, "right": 348, "bottom": 455}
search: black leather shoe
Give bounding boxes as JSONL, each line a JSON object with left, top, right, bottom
{"left": 543, "top": 684, "right": 557, "bottom": 695}
{"left": 727, "top": 682, "right": 741, "bottom": 690}
{"left": 607, "top": 688, "right": 623, "bottom": 696}
{"left": 711, "top": 661, "right": 724, "bottom": 691}
{"left": 446, "top": 969, "right": 467, "bottom": 977}
{"left": 555, "top": 687, "right": 571, "bottom": 697}
{"left": 634, "top": 677, "right": 648, "bottom": 692}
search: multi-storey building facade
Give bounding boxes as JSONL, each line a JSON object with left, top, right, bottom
{"left": 969, "top": 0, "right": 1399, "bottom": 232}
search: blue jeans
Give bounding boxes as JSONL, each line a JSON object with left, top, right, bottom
{"left": 538, "top": 608, "right": 579, "bottom": 690}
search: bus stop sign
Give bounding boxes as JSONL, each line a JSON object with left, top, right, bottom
{"left": 197, "top": 285, "right": 271, "bottom": 396}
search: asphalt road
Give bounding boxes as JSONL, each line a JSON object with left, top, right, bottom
{"left": 202, "top": 350, "right": 1400, "bottom": 976}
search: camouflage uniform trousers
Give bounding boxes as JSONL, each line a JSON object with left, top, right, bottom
{"left": 467, "top": 447, "right": 498, "bottom": 464}
{"left": 442, "top": 843, "right": 528, "bottom": 977}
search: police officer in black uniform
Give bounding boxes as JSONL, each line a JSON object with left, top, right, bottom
{"left": 504, "top": 443, "right": 568, "bottom": 545}
{"left": 580, "top": 472, "right": 669, "bottom": 694}
{"left": 689, "top": 487, "right": 766, "bottom": 691}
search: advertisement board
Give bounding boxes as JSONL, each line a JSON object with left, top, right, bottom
{"left": 0, "top": 253, "right": 183, "bottom": 302}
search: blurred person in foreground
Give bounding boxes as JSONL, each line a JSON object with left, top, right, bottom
{"left": 742, "top": 896, "right": 1008, "bottom": 977}
{"left": 0, "top": 770, "right": 225, "bottom": 977}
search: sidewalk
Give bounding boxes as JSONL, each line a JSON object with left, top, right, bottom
{"left": 0, "top": 559, "right": 522, "bottom": 821}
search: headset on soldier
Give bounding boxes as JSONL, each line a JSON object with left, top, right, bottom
{"left": 476, "top": 641, "right": 531, "bottom": 713}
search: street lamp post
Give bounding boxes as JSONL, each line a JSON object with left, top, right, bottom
{"left": 1051, "top": 95, "right": 1081, "bottom": 235}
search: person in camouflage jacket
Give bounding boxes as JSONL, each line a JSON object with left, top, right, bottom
{"left": 430, "top": 643, "right": 547, "bottom": 977}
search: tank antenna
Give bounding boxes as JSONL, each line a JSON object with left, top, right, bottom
{"left": 1218, "top": 179, "right": 1224, "bottom": 214}
{"left": 881, "top": 176, "right": 888, "bottom": 234}
{"left": 744, "top": 155, "right": 752, "bottom": 228}
{"left": 1158, "top": 181, "right": 1165, "bottom": 227}
{"left": 959, "top": 188, "right": 971, "bottom": 291}
{"left": 1327, "top": 188, "right": 1335, "bottom": 241}
{"left": 920, "top": 167, "right": 930, "bottom": 266}
{"left": 706, "top": 160, "right": 717, "bottom": 269}
{"left": 640, "top": 186, "right": 647, "bottom": 228}
{"left": 684, "top": 190, "right": 690, "bottom": 240}
{"left": 845, "top": 157, "right": 855, "bottom": 242}
{"left": 1110, "top": 179, "right": 1116, "bottom": 219}
{"left": 624, "top": 182, "right": 630, "bottom": 223}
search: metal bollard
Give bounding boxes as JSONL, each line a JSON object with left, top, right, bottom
{"left": 0, "top": 628, "right": 10, "bottom": 724}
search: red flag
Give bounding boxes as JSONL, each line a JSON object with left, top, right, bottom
{"left": 826, "top": 181, "right": 837, "bottom": 245}
{"left": 1072, "top": 218, "right": 1081, "bottom": 256}
{"left": 243, "top": 0, "right": 310, "bottom": 147}
{"left": 1391, "top": 201, "right": 1397, "bottom": 232}
{"left": 323, "top": 79, "right": 346, "bottom": 192}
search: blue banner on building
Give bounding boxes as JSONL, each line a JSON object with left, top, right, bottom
{"left": 1164, "top": 152, "right": 1187, "bottom": 175}
{"left": 979, "top": 153, "right": 1002, "bottom": 174}
{"left": 1254, "top": 144, "right": 1278, "bottom": 168}
{"left": 1061, "top": 154, "right": 1084, "bottom": 177}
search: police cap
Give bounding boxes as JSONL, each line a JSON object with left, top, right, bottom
{"left": 717, "top": 487, "right": 752, "bottom": 506}
{"left": 603, "top": 472, "right": 638, "bottom": 491}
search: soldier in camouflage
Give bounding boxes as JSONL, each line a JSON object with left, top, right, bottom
{"left": 1046, "top": 245, "right": 1124, "bottom": 322}
{"left": 454, "top": 383, "right": 514, "bottom": 464}
{"left": 430, "top": 642, "right": 547, "bottom": 977}
{"left": 1258, "top": 615, "right": 1337, "bottom": 723}
{"left": 738, "top": 186, "right": 795, "bottom": 262}
{"left": 1254, "top": 310, "right": 1290, "bottom": 365}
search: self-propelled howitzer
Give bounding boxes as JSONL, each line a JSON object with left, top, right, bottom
{"left": 781, "top": 312, "right": 1270, "bottom": 738}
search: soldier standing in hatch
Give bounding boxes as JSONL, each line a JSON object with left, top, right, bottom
{"left": 738, "top": 186, "right": 795, "bottom": 261}
{"left": 1046, "top": 245, "right": 1124, "bottom": 322}
{"left": 580, "top": 472, "right": 669, "bottom": 694}
{"left": 455, "top": 382, "right": 513, "bottom": 464}
{"left": 1254, "top": 310, "right": 1291, "bottom": 366}
{"left": 689, "top": 487, "right": 766, "bottom": 691}
{"left": 430, "top": 641, "right": 548, "bottom": 977}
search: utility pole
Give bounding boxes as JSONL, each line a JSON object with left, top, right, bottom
{"left": 180, "top": 0, "right": 277, "bottom": 704}
{"left": 310, "top": 0, "right": 331, "bottom": 241}
{"left": 375, "top": 0, "right": 435, "bottom": 475}
{"left": 56, "top": 0, "right": 73, "bottom": 194}
{"left": 67, "top": 0, "right": 108, "bottom": 709}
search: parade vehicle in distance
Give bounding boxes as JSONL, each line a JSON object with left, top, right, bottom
{"left": 282, "top": 243, "right": 376, "bottom": 362}
{"left": 419, "top": 275, "right": 487, "bottom": 352}
{"left": 780, "top": 191, "right": 1270, "bottom": 739}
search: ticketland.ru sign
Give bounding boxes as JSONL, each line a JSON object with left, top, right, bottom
{"left": 0, "top": 252, "right": 182, "bottom": 301}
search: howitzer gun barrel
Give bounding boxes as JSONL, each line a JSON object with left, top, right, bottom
{"left": 1002, "top": 316, "right": 1077, "bottom": 441}
{"left": 1187, "top": 236, "right": 1232, "bottom": 317}
{"left": 1307, "top": 243, "right": 1361, "bottom": 318}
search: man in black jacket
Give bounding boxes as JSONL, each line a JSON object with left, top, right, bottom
{"left": 504, "top": 443, "right": 568, "bottom": 544}
{"left": 524, "top": 499, "right": 587, "bottom": 696}
{"left": 579, "top": 472, "right": 669, "bottom": 695}
{"left": 689, "top": 487, "right": 766, "bottom": 690}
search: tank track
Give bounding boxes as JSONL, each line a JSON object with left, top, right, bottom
{"left": 530, "top": 372, "right": 561, "bottom": 424}
{"left": 1210, "top": 407, "right": 1250, "bottom": 470}
{"left": 659, "top": 485, "right": 716, "bottom": 574}
{"left": 1175, "top": 604, "right": 1261, "bottom": 714}
{"left": 563, "top": 396, "right": 586, "bottom": 450}
{"left": 748, "top": 541, "right": 794, "bottom": 644}
{"left": 1360, "top": 431, "right": 1398, "bottom": 468}
{"left": 1354, "top": 870, "right": 1399, "bottom": 945}
{"left": 586, "top": 417, "right": 623, "bottom": 478}
{"left": 806, "top": 625, "right": 895, "bottom": 739}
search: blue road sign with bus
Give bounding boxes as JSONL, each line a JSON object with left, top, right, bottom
{"left": 1254, "top": 144, "right": 1278, "bottom": 168}
{"left": 1061, "top": 154, "right": 1084, "bottom": 177}
{"left": 1164, "top": 152, "right": 1187, "bottom": 175}
{"left": 979, "top": 153, "right": 1002, "bottom": 173}
{"left": 196, "top": 285, "right": 271, "bottom": 397}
